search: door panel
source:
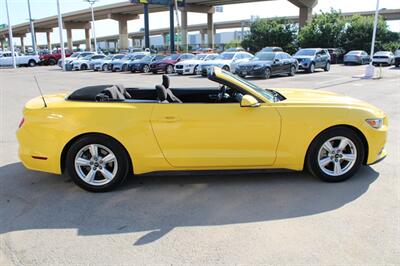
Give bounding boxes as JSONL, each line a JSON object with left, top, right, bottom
{"left": 150, "top": 103, "right": 281, "bottom": 168}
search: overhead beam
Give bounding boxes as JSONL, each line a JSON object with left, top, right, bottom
{"left": 288, "top": 0, "right": 318, "bottom": 8}
{"left": 107, "top": 14, "right": 139, "bottom": 21}
{"left": 180, "top": 4, "right": 215, "bottom": 14}
{"left": 63, "top": 22, "right": 91, "bottom": 30}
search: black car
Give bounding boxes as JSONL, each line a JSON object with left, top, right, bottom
{"left": 235, "top": 52, "right": 298, "bottom": 79}
{"left": 128, "top": 55, "right": 165, "bottom": 73}
{"left": 327, "top": 48, "right": 345, "bottom": 64}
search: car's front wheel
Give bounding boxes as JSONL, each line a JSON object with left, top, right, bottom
{"left": 66, "top": 134, "right": 130, "bottom": 192}
{"left": 288, "top": 65, "right": 296, "bottom": 76}
{"left": 143, "top": 64, "right": 150, "bottom": 73}
{"left": 306, "top": 127, "right": 364, "bottom": 182}
{"left": 324, "top": 61, "right": 330, "bottom": 71}
{"left": 102, "top": 64, "right": 108, "bottom": 71}
{"left": 262, "top": 68, "right": 271, "bottom": 79}
{"left": 307, "top": 63, "right": 315, "bottom": 73}
{"left": 28, "top": 60, "right": 36, "bottom": 67}
{"left": 49, "top": 58, "right": 57, "bottom": 66}
{"left": 166, "top": 64, "right": 174, "bottom": 74}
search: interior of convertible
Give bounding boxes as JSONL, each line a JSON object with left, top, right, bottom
{"left": 67, "top": 74, "right": 246, "bottom": 104}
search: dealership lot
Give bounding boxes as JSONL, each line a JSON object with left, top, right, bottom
{"left": 0, "top": 65, "right": 399, "bottom": 265}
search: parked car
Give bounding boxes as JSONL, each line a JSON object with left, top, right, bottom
{"left": 394, "top": 49, "right": 400, "bottom": 67}
{"left": 293, "top": 48, "right": 331, "bottom": 73}
{"left": 17, "top": 67, "right": 388, "bottom": 192}
{"left": 198, "top": 51, "right": 253, "bottom": 76}
{"left": 225, "top": 47, "right": 245, "bottom": 52}
{"left": 128, "top": 55, "right": 165, "bottom": 73}
{"left": 58, "top": 52, "right": 95, "bottom": 69}
{"left": 149, "top": 53, "right": 195, "bottom": 74}
{"left": 92, "top": 54, "right": 125, "bottom": 71}
{"left": 88, "top": 54, "right": 108, "bottom": 71}
{"left": 327, "top": 48, "right": 345, "bottom": 64}
{"left": 0, "top": 51, "right": 40, "bottom": 67}
{"left": 111, "top": 53, "right": 148, "bottom": 72}
{"left": 39, "top": 49, "right": 72, "bottom": 65}
{"left": 261, "top": 47, "right": 283, "bottom": 53}
{"left": 235, "top": 52, "right": 298, "bottom": 79}
{"left": 372, "top": 51, "right": 395, "bottom": 66}
{"left": 73, "top": 54, "right": 105, "bottom": 71}
{"left": 174, "top": 53, "right": 218, "bottom": 75}
{"left": 192, "top": 48, "right": 214, "bottom": 54}
{"left": 343, "top": 50, "right": 370, "bottom": 65}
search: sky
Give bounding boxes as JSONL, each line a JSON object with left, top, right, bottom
{"left": 0, "top": 0, "right": 399, "bottom": 46}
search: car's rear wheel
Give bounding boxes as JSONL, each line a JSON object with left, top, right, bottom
{"left": 324, "top": 62, "right": 330, "bottom": 71}
{"left": 166, "top": 64, "right": 174, "bottom": 74}
{"left": 222, "top": 65, "right": 230, "bottom": 72}
{"left": 289, "top": 65, "right": 296, "bottom": 76}
{"left": 66, "top": 135, "right": 130, "bottom": 192}
{"left": 143, "top": 64, "right": 150, "bottom": 73}
{"left": 193, "top": 65, "right": 199, "bottom": 75}
{"left": 306, "top": 127, "right": 364, "bottom": 182}
{"left": 102, "top": 64, "right": 108, "bottom": 71}
{"left": 81, "top": 64, "right": 88, "bottom": 70}
{"left": 28, "top": 60, "right": 36, "bottom": 67}
{"left": 122, "top": 64, "right": 127, "bottom": 72}
{"left": 49, "top": 58, "right": 56, "bottom": 66}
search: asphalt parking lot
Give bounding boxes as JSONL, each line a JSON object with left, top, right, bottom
{"left": 0, "top": 65, "right": 399, "bottom": 265}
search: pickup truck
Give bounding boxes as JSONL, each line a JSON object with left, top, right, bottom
{"left": 0, "top": 52, "right": 40, "bottom": 67}
{"left": 39, "top": 49, "right": 72, "bottom": 65}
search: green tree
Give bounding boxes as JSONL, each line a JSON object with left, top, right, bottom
{"left": 224, "top": 39, "right": 242, "bottom": 49}
{"left": 298, "top": 9, "right": 345, "bottom": 48}
{"left": 341, "top": 15, "right": 398, "bottom": 52}
{"left": 241, "top": 18, "right": 297, "bottom": 54}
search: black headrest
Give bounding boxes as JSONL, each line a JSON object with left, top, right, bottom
{"left": 162, "top": 74, "right": 170, "bottom": 89}
{"left": 155, "top": 85, "right": 168, "bottom": 102}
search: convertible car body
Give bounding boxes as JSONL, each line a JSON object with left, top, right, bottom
{"left": 17, "top": 68, "right": 387, "bottom": 192}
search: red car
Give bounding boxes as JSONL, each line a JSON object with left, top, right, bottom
{"left": 39, "top": 49, "right": 72, "bottom": 65}
{"left": 149, "top": 53, "right": 195, "bottom": 74}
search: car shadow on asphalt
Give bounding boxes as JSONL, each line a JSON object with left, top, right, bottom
{"left": 0, "top": 162, "right": 379, "bottom": 246}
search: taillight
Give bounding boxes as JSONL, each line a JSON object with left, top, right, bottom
{"left": 19, "top": 117, "right": 25, "bottom": 128}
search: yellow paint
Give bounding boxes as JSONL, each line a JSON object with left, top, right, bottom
{"left": 17, "top": 68, "right": 387, "bottom": 175}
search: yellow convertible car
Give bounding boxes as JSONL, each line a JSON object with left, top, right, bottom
{"left": 17, "top": 67, "right": 387, "bottom": 192}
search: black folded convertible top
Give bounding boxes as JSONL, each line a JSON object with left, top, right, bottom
{"left": 67, "top": 85, "right": 114, "bottom": 101}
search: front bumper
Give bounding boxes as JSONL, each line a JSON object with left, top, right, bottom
{"left": 175, "top": 65, "right": 195, "bottom": 74}
{"left": 150, "top": 64, "right": 167, "bottom": 72}
{"left": 297, "top": 60, "right": 311, "bottom": 69}
{"left": 372, "top": 59, "right": 391, "bottom": 65}
{"left": 236, "top": 67, "right": 266, "bottom": 77}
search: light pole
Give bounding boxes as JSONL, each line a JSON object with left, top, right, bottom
{"left": 27, "top": 0, "right": 37, "bottom": 53}
{"left": 84, "top": 0, "right": 98, "bottom": 52}
{"left": 5, "top": 0, "right": 16, "bottom": 68}
{"left": 364, "top": 0, "right": 381, "bottom": 78}
{"left": 56, "top": 0, "right": 66, "bottom": 70}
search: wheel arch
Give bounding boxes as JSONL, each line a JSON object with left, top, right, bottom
{"left": 60, "top": 132, "right": 134, "bottom": 174}
{"left": 304, "top": 124, "right": 369, "bottom": 169}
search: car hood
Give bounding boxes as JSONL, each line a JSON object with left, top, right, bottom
{"left": 239, "top": 60, "right": 273, "bottom": 66}
{"left": 202, "top": 59, "right": 232, "bottom": 65}
{"left": 155, "top": 59, "right": 177, "bottom": 64}
{"left": 273, "top": 88, "right": 382, "bottom": 110}
{"left": 112, "top": 59, "right": 129, "bottom": 64}
{"left": 293, "top": 55, "right": 314, "bottom": 60}
{"left": 176, "top": 59, "right": 203, "bottom": 65}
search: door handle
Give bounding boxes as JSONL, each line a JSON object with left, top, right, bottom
{"left": 162, "top": 116, "right": 180, "bottom": 122}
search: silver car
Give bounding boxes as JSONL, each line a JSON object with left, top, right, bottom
{"left": 343, "top": 50, "right": 370, "bottom": 65}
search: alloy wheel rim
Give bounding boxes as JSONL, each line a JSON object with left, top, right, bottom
{"left": 74, "top": 144, "right": 118, "bottom": 186}
{"left": 143, "top": 65, "right": 149, "bottom": 73}
{"left": 310, "top": 64, "right": 315, "bottom": 72}
{"left": 266, "top": 69, "right": 270, "bottom": 78}
{"left": 167, "top": 65, "right": 173, "bottom": 74}
{"left": 318, "top": 136, "right": 357, "bottom": 176}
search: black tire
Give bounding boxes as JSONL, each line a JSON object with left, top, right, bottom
{"left": 66, "top": 134, "right": 130, "bottom": 192}
{"left": 81, "top": 64, "right": 88, "bottom": 70}
{"left": 28, "top": 60, "right": 36, "bottom": 67}
{"left": 306, "top": 127, "right": 365, "bottom": 183}
{"left": 222, "top": 65, "right": 230, "bottom": 72}
{"left": 193, "top": 65, "right": 199, "bottom": 75}
{"left": 307, "top": 62, "right": 315, "bottom": 73}
{"left": 122, "top": 64, "right": 127, "bottom": 72}
{"left": 324, "top": 61, "right": 330, "bottom": 72}
{"left": 49, "top": 58, "right": 57, "bottom": 66}
{"left": 166, "top": 64, "right": 174, "bottom": 74}
{"left": 102, "top": 64, "right": 108, "bottom": 71}
{"left": 395, "top": 64, "right": 399, "bottom": 68}
{"left": 152, "top": 70, "right": 158, "bottom": 74}
{"left": 288, "top": 65, "right": 296, "bottom": 76}
{"left": 262, "top": 68, "right": 271, "bottom": 79}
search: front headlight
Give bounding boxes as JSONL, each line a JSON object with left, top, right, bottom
{"left": 366, "top": 118, "right": 384, "bottom": 129}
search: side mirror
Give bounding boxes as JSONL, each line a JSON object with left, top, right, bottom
{"left": 241, "top": 95, "right": 260, "bottom": 108}
{"left": 274, "top": 58, "right": 280, "bottom": 63}
{"left": 316, "top": 54, "right": 321, "bottom": 58}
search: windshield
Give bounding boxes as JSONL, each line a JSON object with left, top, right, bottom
{"left": 216, "top": 53, "right": 235, "bottom": 60}
{"left": 113, "top": 55, "right": 125, "bottom": 60}
{"left": 221, "top": 70, "right": 275, "bottom": 102}
{"left": 295, "top": 49, "right": 316, "bottom": 56}
{"left": 70, "top": 53, "right": 79, "bottom": 58}
{"left": 82, "top": 55, "right": 93, "bottom": 60}
{"left": 205, "top": 54, "right": 218, "bottom": 61}
{"left": 253, "top": 52, "right": 275, "bottom": 61}
{"left": 164, "top": 54, "right": 180, "bottom": 60}
{"left": 195, "top": 54, "right": 207, "bottom": 60}
{"left": 347, "top": 51, "right": 361, "bottom": 55}
{"left": 132, "top": 54, "right": 146, "bottom": 60}
{"left": 141, "top": 55, "right": 152, "bottom": 61}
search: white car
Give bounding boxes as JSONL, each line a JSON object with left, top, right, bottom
{"left": 72, "top": 54, "right": 105, "bottom": 71}
{"left": 0, "top": 52, "right": 40, "bottom": 67}
{"left": 175, "top": 53, "right": 218, "bottom": 75}
{"left": 58, "top": 52, "right": 95, "bottom": 68}
{"left": 372, "top": 51, "right": 395, "bottom": 66}
{"left": 198, "top": 51, "right": 253, "bottom": 76}
{"left": 92, "top": 54, "right": 125, "bottom": 71}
